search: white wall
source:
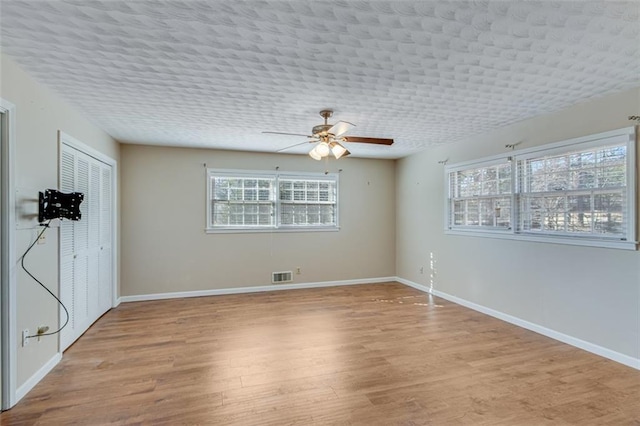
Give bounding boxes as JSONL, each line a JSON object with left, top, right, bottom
{"left": 0, "top": 55, "right": 120, "bottom": 391}
{"left": 120, "top": 144, "right": 396, "bottom": 297}
{"left": 396, "top": 88, "right": 640, "bottom": 361}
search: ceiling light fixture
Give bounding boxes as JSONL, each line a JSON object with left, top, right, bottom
{"left": 315, "top": 141, "right": 331, "bottom": 157}
{"left": 330, "top": 141, "right": 349, "bottom": 159}
{"left": 308, "top": 137, "right": 351, "bottom": 161}
{"left": 309, "top": 146, "right": 322, "bottom": 161}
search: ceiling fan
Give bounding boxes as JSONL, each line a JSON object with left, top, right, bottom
{"left": 263, "top": 110, "right": 394, "bottom": 160}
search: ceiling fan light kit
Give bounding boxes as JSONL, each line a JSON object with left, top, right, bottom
{"left": 330, "top": 142, "right": 349, "bottom": 159}
{"left": 308, "top": 140, "right": 350, "bottom": 161}
{"left": 265, "top": 109, "right": 393, "bottom": 160}
{"left": 309, "top": 146, "right": 322, "bottom": 161}
{"left": 315, "top": 141, "right": 331, "bottom": 157}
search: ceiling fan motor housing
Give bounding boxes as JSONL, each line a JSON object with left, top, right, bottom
{"left": 312, "top": 124, "right": 333, "bottom": 136}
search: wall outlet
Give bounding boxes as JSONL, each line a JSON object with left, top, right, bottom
{"left": 37, "top": 231, "right": 46, "bottom": 244}
{"left": 296, "top": 267, "right": 301, "bottom": 275}
{"left": 22, "top": 329, "right": 30, "bottom": 347}
{"left": 420, "top": 267, "right": 424, "bottom": 274}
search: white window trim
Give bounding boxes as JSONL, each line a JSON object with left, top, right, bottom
{"left": 513, "top": 127, "right": 633, "bottom": 159}
{"left": 444, "top": 127, "right": 637, "bottom": 250}
{"left": 1, "top": 98, "right": 18, "bottom": 409}
{"left": 206, "top": 169, "right": 340, "bottom": 233}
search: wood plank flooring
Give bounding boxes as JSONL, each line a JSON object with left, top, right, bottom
{"left": 2, "top": 282, "right": 639, "bottom": 425}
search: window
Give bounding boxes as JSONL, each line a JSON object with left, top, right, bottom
{"left": 448, "top": 159, "right": 512, "bottom": 231}
{"left": 518, "top": 143, "right": 628, "bottom": 238}
{"left": 207, "top": 169, "right": 338, "bottom": 232}
{"left": 279, "top": 178, "right": 337, "bottom": 227}
{"left": 445, "top": 127, "right": 636, "bottom": 249}
{"left": 210, "top": 174, "right": 275, "bottom": 228}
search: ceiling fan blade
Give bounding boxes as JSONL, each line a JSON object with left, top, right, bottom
{"left": 263, "top": 131, "right": 313, "bottom": 138}
{"left": 343, "top": 136, "right": 394, "bottom": 145}
{"left": 327, "top": 121, "right": 355, "bottom": 138}
{"left": 276, "top": 141, "right": 314, "bottom": 152}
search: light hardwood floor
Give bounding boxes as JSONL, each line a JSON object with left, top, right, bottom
{"left": 2, "top": 282, "right": 639, "bottom": 425}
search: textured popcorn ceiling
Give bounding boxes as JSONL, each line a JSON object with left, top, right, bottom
{"left": 1, "top": 1, "right": 639, "bottom": 159}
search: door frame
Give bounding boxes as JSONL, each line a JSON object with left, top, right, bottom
{"left": 1, "top": 99, "right": 17, "bottom": 410}
{"left": 58, "top": 132, "right": 118, "bottom": 350}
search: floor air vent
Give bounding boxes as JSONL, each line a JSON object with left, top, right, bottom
{"left": 272, "top": 271, "right": 293, "bottom": 283}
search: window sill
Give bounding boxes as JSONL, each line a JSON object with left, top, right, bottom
{"left": 206, "top": 226, "right": 340, "bottom": 234}
{"left": 445, "top": 229, "right": 637, "bottom": 250}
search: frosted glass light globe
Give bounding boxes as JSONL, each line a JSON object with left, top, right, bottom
{"left": 316, "top": 142, "right": 330, "bottom": 157}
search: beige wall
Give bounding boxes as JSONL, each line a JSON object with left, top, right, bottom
{"left": 121, "top": 145, "right": 396, "bottom": 296}
{"left": 0, "top": 55, "right": 120, "bottom": 388}
{"left": 396, "top": 87, "right": 640, "bottom": 360}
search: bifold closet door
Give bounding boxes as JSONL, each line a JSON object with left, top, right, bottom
{"left": 60, "top": 144, "right": 113, "bottom": 350}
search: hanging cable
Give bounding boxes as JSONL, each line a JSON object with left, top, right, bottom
{"left": 21, "top": 219, "right": 70, "bottom": 339}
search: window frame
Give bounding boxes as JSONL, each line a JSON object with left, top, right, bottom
{"left": 206, "top": 168, "right": 339, "bottom": 233}
{"left": 444, "top": 127, "right": 637, "bottom": 250}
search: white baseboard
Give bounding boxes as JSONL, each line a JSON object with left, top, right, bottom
{"left": 396, "top": 277, "right": 640, "bottom": 371}
{"left": 120, "top": 276, "right": 397, "bottom": 303}
{"left": 16, "top": 352, "right": 62, "bottom": 403}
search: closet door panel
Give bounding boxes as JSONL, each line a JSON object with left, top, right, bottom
{"left": 87, "top": 161, "right": 101, "bottom": 322}
{"left": 72, "top": 154, "right": 90, "bottom": 336}
{"left": 59, "top": 149, "right": 76, "bottom": 349}
{"left": 98, "top": 165, "right": 112, "bottom": 313}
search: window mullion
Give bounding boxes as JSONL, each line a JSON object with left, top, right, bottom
{"left": 274, "top": 174, "right": 280, "bottom": 228}
{"left": 563, "top": 195, "right": 568, "bottom": 233}
{"left": 590, "top": 189, "right": 595, "bottom": 233}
